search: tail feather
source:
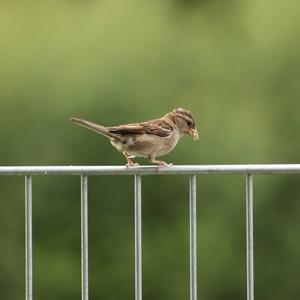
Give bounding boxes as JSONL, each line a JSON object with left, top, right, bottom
{"left": 70, "top": 117, "right": 122, "bottom": 141}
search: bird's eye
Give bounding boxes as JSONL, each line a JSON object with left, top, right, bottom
{"left": 187, "top": 120, "right": 193, "bottom": 127}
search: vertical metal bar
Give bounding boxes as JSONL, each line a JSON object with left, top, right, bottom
{"left": 246, "top": 174, "right": 254, "bottom": 300}
{"left": 135, "top": 175, "right": 142, "bottom": 300}
{"left": 189, "top": 175, "right": 197, "bottom": 300}
{"left": 81, "top": 175, "right": 89, "bottom": 300}
{"left": 25, "top": 175, "right": 33, "bottom": 300}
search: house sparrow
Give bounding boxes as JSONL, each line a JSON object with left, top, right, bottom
{"left": 70, "top": 108, "right": 199, "bottom": 166}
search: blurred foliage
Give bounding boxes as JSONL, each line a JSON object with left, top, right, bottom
{"left": 0, "top": 0, "right": 299, "bottom": 299}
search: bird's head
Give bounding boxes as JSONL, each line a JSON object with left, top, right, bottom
{"left": 169, "top": 107, "right": 199, "bottom": 140}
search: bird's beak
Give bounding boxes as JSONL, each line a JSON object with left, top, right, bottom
{"left": 187, "top": 128, "right": 199, "bottom": 140}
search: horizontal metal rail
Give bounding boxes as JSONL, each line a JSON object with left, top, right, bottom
{"left": 0, "top": 164, "right": 300, "bottom": 175}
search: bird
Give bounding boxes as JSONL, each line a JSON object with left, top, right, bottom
{"left": 70, "top": 108, "right": 199, "bottom": 166}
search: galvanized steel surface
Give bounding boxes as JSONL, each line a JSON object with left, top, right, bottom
{"left": 0, "top": 164, "right": 300, "bottom": 175}
{"left": 189, "top": 175, "right": 197, "bottom": 300}
{"left": 81, "top": 175, "right": 89, "bottom": 300}
{"left": 2, "top": 164, "right": 299, "bottom": 300}
{"left": 246, "top": 175, "right": 254, "bottom": 300}
{"left": 135, "top": 175, "right": 142, "bottom": 300}
{"left": 25, "top": 176, "right": 33, "bottom": 300}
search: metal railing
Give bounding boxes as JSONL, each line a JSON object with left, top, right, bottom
{"left": 1, "top": 164, "right": 300, "bottom": 300}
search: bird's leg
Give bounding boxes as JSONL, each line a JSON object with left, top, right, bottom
{"left": 149, "top": 156, "right": 173, "bottom": 167}
{"left": 123, "top": 152, "right": 139, "bottom": 167}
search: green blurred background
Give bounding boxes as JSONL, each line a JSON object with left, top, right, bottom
{"left": 0, "top": 0, "right": 299, "bottom": 299}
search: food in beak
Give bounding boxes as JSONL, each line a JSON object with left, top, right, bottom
{"left": 187, "top": 128, "right": 199, "bottom": 140}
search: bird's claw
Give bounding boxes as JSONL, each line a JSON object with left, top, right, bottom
{"left": 125, "top": 162, "right": 140, "bottom": 168}
{"left": 158, "top": 162, "right": 173, "bottom": 167}
{"left": 154, "top": 161, "right": 173, "bottom": 172}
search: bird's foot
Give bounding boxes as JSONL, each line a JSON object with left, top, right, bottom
{"left": 123, "top": 152, "right": 139, "bottom": 167}
{"left": 150, "top": 159, "right": 173, "bottom": 168}
{"left": 125, "top": 160, "right": 140, "bottom": 167}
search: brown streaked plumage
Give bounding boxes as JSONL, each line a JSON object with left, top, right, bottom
{"left": 70, "top": 108, "right": 199, "bottom": 166}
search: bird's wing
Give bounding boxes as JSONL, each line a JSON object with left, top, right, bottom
{"left": 108, "top": 119, "right": 173, "bottom": 138}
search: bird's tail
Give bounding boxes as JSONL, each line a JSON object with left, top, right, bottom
{"left": 70, "top": 117, "right": 121, "bottom": 141}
